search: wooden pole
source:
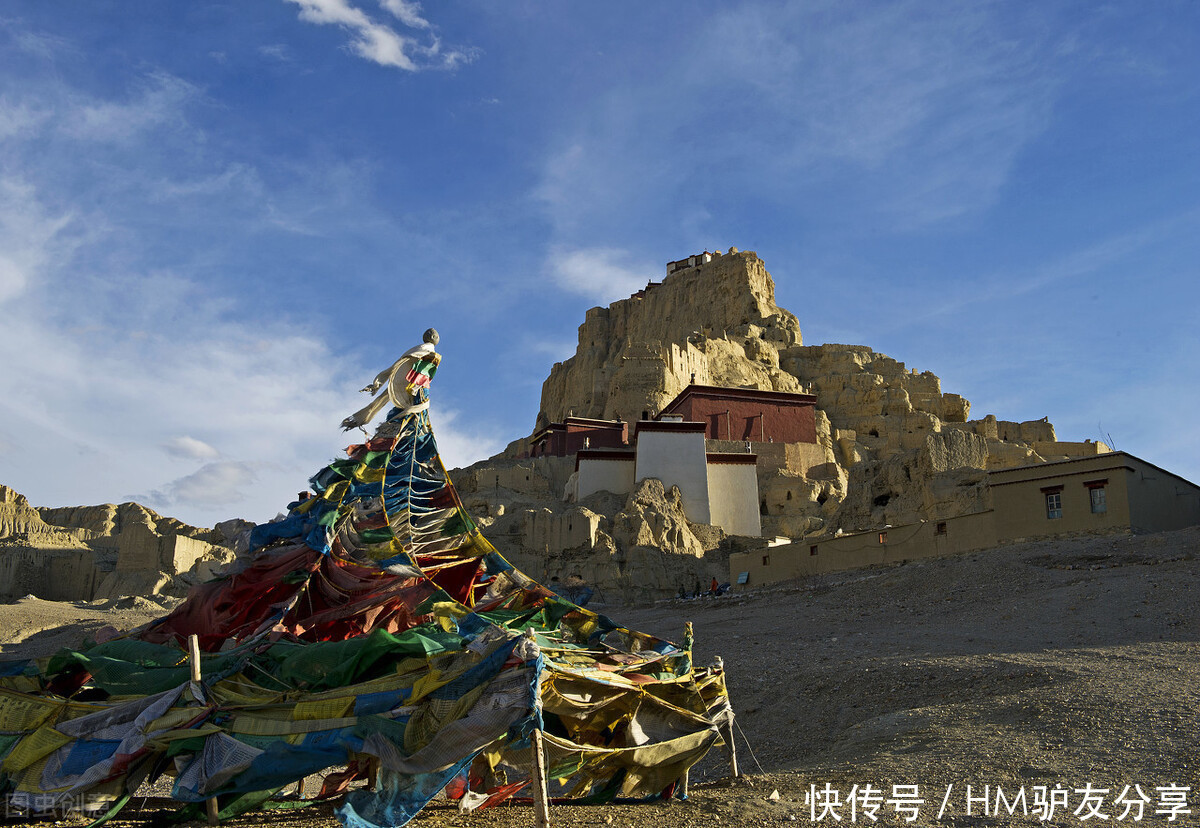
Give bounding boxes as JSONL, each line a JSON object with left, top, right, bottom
{"left": 722, "top": 718, "right": 740, "bottom": 778}
{"left": 187, "top": 635, "right": 221, "bottom": 825}
{"left": 531, "top": 728, "right": 551, "bottom": 828}
{"left": 677, "top": 621, "right": 695, "bottom": 797}
{"left": 525, "top": 628, "right": 551, "bottom": 828}
{"left": 708, "top": 655, "right": 740, "bottom": 779}
{"left": 187, "top": 634, "right": 202, "bottom": 683}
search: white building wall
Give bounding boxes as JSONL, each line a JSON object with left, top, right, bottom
{"left": 707, "top": 462, "right": 762, "bottom": 536}
{"left": 635, "top": 430, "right": 712, "bottom": 524}
{"left": 575, "top": 457, "right": 636, "bottom": 500}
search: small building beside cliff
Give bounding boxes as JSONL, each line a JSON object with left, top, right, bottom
{"left": 730, "top": 451, "right": 1200, "bottom": 588}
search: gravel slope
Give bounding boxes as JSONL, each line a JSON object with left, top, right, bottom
{"left": 2, "top": 526, "right": 1197, "bottom": 827}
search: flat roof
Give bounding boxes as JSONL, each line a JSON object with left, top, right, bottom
{"left": 634, "top": 420, "right": 708, "bottom": 435}
{"left": 988, "top": 450, "right": 1200, "bottom": 490}
{"left": 532, "top": 416, "right": 626, "bottom": 441}
{"left": 575, "top": 449, "right": 636, "bottom": 471}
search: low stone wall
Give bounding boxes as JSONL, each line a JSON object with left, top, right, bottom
{"left": 730, "top": 510, "right": 997, "bottom": 589}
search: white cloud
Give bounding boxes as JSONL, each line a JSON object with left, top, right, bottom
{"left": 0, "top": 67, "right": 502, "bottom": 525}
{"left": 144, "top": 461, "right": 259, "bottom": 509}
{"left": 430, "top": 409, "right": 503, "bottom": 472}
{"left": 163, "top": 436, "right": 221, "bottom": 461}
{"left": 155, "top": 163, "right": 263, "bottom": 200}
{"left": 534, "top": 1, "right": 1069, "bottom": 247}
{"left": 288, "top": 0, "right": 369, "bottom": 27}
{"left": 0, "top": 97, "right": 49, "bottom": 139}
{"left": 0, "top": 177, "right": 77, "bottom": 304}
{"left": 0, "top": 246, "right": 508, "bottom": 523}
{"left": 549, "top": 247, "right": 658, "bottom": 304}
{"left": 0, "top": 255, "right": 26, "bottom": 303}
{"left": 11, "top": 28, "right": 70, "bottom": 61}
{"left": 525, "top": 337, "right": 577, "bottom": 361}
{"left": 350, "top": 19, "right": 417, "bottom": 70}
{"left": 62, "top": 73, "right": 199, "bottom": 144}
{"left": 378, "top": 0, "right": 431, "bottom": 30}
{"left": 889, "top": 209, "right": 1200, "bottom": 332}
{"left": 535, "top": 144, "right": 585, "bottom": 212}
{"left": 283, "top": 0, "right": 473, "bottom": 71}
{"left": 258, "top": 44, "right": 292, "bottom": 63}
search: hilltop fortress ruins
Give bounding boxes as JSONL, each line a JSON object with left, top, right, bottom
{"left": 453, "top": 249, "right": 1199, "bottom": 601}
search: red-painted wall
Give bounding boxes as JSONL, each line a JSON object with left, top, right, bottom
{"left": 669, "top": 393, "right": 816, "bottom": 443}
{"left": 531, "top": 421, "right": 628, "bottom": 457}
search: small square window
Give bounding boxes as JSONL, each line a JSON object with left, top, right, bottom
{"left": 762, "top": 554, "right": 770, "bottom": 566}
{"left": 809, "top": 545, "right": 818, "bottom": 556}
{"left": 1046, "top": 491, "right": 1062, "bottom": 519}
{"left": 1090, "top": 486, "right": 1107, "bottom": 514}
{"left": 936, "top": 522, "right": 947, "bottom": 535}
{"left": 878, "top": 531, "right": 888, "bottom": 544}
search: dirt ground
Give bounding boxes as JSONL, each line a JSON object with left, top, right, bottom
{"left": 2, "top": 526, "right": 1198, "bottom": 827}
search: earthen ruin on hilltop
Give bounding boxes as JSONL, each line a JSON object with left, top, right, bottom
{"left": 452, "top": 250, "right": 1200, "bottom": 601}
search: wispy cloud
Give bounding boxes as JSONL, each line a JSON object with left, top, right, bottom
{"left": 0, "top": 176, "right": 76, "bottom": 303}
{"left": 378, "top": 0, "right": 430, "bottom": 31}
{"left": 153, "top": 163, "right": 264, "bottom": 200}
{"left": 548, "top": 246, "right": 658, "bottom": 304}
{"left": 428, "top": 409, "right": 504, "bottom": 472}
{"left": 0, "top": 97, "right": 49, "bottom": 138}
{"left": 162, "top": 436, "right": 221, "bottom": 462}
{"left": 890, "top": 208, "right": 1200, "bottom": 333}
{"left": 10, "top": 27, "right": 70, "bottom": 61}
{"left": 283, "top": 0, "right": 474, "bottom": 71}
{"left": 258, "top": 43, "right": 293, "bottom": 63}
{"left": 0, "top": 44, "right": 499, "bottom": 525}
{"left": 534, "top": 1, "right": 1072, "bottom": 253}
{"left": 0, "top": 178, "right": 500, "bottom": 522}
{"left": 62, "top": 72, "right": 199, "bottom": 144}
{"left": 142, "top": 461, "right": 260, "bottom": 509}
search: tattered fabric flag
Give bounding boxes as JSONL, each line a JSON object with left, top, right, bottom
{"left": 404, "top": 356, "right": 440, "bottom": 391}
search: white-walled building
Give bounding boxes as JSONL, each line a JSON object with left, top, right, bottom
{"left": 569, "top": 416, "right": 762, "bottom": 537}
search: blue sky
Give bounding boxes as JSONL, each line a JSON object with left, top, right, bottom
{"left": 1, "top": 1, "right": 1197, "bottom": 528}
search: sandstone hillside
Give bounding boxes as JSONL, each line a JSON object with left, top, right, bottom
{"left": 453, "top": 250, "right": 1113, "bottom": 601}
{"left": 0, "top": 484, "right": 240, "bottom": 602}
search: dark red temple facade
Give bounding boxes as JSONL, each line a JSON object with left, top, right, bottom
{"left": 529, "top": 417, "right": 629, "bottom": 458}
{"left": 658, "top": 384, "right": 817, "bottom": 443}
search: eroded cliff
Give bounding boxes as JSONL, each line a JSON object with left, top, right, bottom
{"left": 455, "top": 250, "right": 1108, "bottom": 600}
{"left": 0, "top": 485, "right": 236, "bottom": 601}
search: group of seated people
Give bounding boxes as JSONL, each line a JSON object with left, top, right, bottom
{"left": 678, "top": 578, "right": 731, "bottom": 599}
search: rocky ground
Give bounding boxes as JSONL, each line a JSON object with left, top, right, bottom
{"left": 2, "top": 527, "right": 1198, "bottom": 827}
{"left": 0, "top": 594, "right": 183, "bottom": 657}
